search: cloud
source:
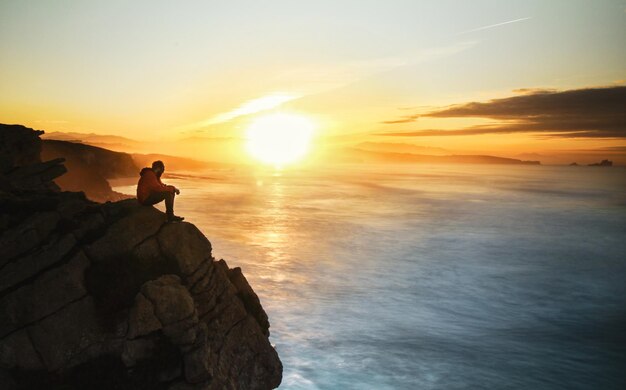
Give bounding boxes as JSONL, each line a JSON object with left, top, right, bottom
{"left": 177, "top": 41, "right": 478, "bottom": 133}
{"left": 569, "top": 145, "right": 626, "bottom": 152}
{"left": 511, "top": 87, "right": 558, "bottom": 95}
{"left": 455, "top": 17, "right": 532, "bottom": 35}
{"left": 379, "top": 86, "right": 626, "bottom": 138}
{"left": 380, "top": 114, "right": 420, "bottom": 124}
{"left": 176, "top": 93, "right": 299, "bottom": 131}
{"left": 269, "top": 41, "right": 478, "bottom": 98}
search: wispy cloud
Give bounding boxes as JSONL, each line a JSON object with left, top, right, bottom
{"left": 380, "top": 114, "right": 420, "bottom": 124}
{"left": 456, "top": 17, "right": 532, "bottom": 35}
{"left": 177, "top": 93, "right": 299, "bottom": 131}
{"left": 178, "top": 41, "right": 477, "bottom": 132}
{"left": 269, "top": 41, "right": 478, "bottom": 97}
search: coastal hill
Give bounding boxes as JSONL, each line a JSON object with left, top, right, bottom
{"left": 38, "top": 136, "right": 226, "bottom": 203}
{"left": 0, "top": 125, "right": 282, "bottom": 389}
{"left": 41, "top": 131, "right": 145, "bottom": 152}
{"left": 42, "top": 132, "right": 244, "bottom": 166}
{"left": 41, "top": 139, "right": 137, "bottom": 203}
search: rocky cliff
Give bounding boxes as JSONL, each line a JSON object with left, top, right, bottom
{"left": 40, "top": 137, "right": 138, "bottom": 203}
{"left": 0, "top": 125, "right": 282, "bottom": 389}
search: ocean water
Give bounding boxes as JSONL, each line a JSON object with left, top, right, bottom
{"left": 116, "top": 164, "right": 626, "bottom": 389}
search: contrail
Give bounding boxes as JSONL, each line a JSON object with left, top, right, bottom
{"left": 456, "top": 17, "right": 532, "bottom": 35}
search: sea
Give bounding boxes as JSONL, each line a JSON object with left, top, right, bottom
{"left": 115, "top": 163, "right": 626, "bottom": 389}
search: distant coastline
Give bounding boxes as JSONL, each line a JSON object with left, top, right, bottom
{"left": 333, "top": 147, "right": 541, "bottom": 165}
{"left": 40, "top": 130, "right": 625, "bottom": 167}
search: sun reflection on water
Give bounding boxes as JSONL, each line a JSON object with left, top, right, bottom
{"left": 244, "top": 171, "right": 312, "bottom": 291}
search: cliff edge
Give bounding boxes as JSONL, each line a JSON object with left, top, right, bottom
{"left": 41, "top": 138, "right": 138, "bottom": 203}
{"left": 0, "top": 125, "right": 282, "bottom": 389}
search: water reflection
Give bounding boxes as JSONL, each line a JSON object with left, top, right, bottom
{"left": 114, "top": 165, "right": 626, "bottom": 389}
{"left": 253, "top": 175, "right": 292, "bottom": 283}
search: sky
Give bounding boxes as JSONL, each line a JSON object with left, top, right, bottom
{"left": 1, "top": 0, "right": 625, "bottom": 164}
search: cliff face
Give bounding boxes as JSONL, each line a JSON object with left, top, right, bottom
{"left": 0, "top": 125, "right": 282, "bottom": 389}
{"left": 41, "top": 138, "right": 138, "bottom": 203}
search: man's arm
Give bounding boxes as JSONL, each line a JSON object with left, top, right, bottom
{"left": 145, "top": 171, "right": 174, "bottom": 193}
{"left": 157, "top": 177, "right": 177, "bottom": 193}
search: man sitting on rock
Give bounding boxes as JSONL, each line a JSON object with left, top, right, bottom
{"left": 137, "top": 160, "right": 184, "bottom": 222}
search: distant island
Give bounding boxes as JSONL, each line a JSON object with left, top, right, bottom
{"left": 588, "top": 159, "right": 613, "bottom": 167}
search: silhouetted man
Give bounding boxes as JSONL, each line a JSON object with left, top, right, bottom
{"left": 137, "top": 160, "right": 184, "bottom": 222}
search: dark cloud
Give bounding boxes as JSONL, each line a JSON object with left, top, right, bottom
{"left": 379, "top": 86, "right": 626, "bottom": 138}
{"left": 511, "top": 87, "right": 558, "bottom": 94}
{"left": 565, "top": 145, "right": 626, "bottom": 152}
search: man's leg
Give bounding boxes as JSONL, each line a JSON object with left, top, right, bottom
{"left": 164, "top": 191, "right": 174, "bottom": 216}
{"left": 164, "top": 192, "right": 184, "bottom": 221}
{"left": 142, "top": 191, "right": 183, "bottom": 222}
{"left": 142, "top": 191, "right": 167, "bottom": 206}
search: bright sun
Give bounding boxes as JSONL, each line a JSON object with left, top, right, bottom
{"left": 245, "top": 113, "right": 314, "bottom": 166}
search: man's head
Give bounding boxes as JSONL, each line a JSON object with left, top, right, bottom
{"left": 152, "top": 160, "right": 165, "bottom": 176}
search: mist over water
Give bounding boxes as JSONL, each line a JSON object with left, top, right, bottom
{"left": 117, "top": 164, "right": 626, "bottom": 389}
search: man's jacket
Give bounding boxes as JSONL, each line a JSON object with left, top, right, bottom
{"left": 137, "top": 167, "right": 174, "bottom": 204}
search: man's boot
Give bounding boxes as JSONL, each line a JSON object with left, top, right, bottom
{"left": 167, "top": 212, "right": 184, "bottom": 222}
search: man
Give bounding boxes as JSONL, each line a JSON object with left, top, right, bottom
{"left": 137, "top": 160, "right": 184, "bottom": 222}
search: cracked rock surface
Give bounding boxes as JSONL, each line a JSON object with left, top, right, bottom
{"left": 0, "top": 124, "right": 282, "bottom": 389}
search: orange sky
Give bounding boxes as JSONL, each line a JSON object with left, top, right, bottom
{"left": 1, "top": 1, "right": 625, "bottom": 165}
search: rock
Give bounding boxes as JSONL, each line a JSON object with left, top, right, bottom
{"left": 0, "top": 211, "right": 60, "bottom": 266}
{"left": 141, "top": 275, "right": 195, "bottom": 326}
{"left": 0, "top": 329, "right": 44, "bottom": 370}
{"left": 0, "top": 125, "right": 66, "bottom": 194}
{"left": 588, "top": 159, "right": 613, "bottom": 166}
{"left": 127, "top": 293, "right": 162, "bottom": 339}
{"left": 41, "top": 139, "right": 137, "bottom": 202}
{"left": 184, "top": 344, "right": 212, "bottom": 383}
{"left": 169, "top": 380, "right": 211, "bottom": 390}
{"left": 3, "top": 158, "right": 67, "bottom": 192}
{"left": 0, "top": 124, "right": 282, "bottom": 388}
{"left": 228, "top": 266, "right": 271, "bottom": 336}
{"left": 0, "top": 251, "right": 89, "bottom": 338}
{"left": 28, "top": 296, "right": 107, "bottom": 371}
{"left": 85, "top": 201, "right": 166, "bottom": 262}
{"left": 215, "top": 315, "right": 282, "bottom": 390}
{"left": 0, "top": 233, "right": 77, "bottom": 293}
{"left": 158, "top": 363, "right": 183, "bottom": 383}
{"left": 0, "top": 124, "right": 42, "bottom": 172}
{"left": 158, "top": 222, "right": 213, "bottom": 276}
{"left": 122, "top": 338, "right": 158, "bottom": 367}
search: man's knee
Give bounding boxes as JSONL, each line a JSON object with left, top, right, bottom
{"left": 142, "top": 191, "right": 171, "bottom": 206}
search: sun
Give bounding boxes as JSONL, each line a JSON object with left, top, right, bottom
{"left": 245, "top": 113, "right": 314, "bottom": 166}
